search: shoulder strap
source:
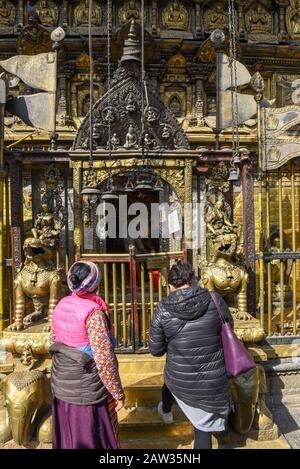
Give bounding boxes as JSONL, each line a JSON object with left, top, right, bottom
{"left": 210, "top": 291, "right": 226, "bottom": 324}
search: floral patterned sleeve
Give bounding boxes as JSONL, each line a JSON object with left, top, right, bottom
{"left": 87, "top": 310, "right": 125, "bottom": 401}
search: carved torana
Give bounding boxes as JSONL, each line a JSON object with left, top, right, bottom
{"left": 74, "top": 23, "right": 190, "bottom": 152}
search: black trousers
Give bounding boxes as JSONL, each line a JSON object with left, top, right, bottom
{"left": 162, "top": 384, "right": 212, "bottom": 450}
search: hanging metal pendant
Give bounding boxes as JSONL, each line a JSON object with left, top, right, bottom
{"left": 101, "top": 177, "right": 119, "bottom": 200}
{"left": 124, "top": 177, "right": 135, "bottom": 192}
{"left": 228, "top": 166, "right": 239, "bottom": 182}
{"left": 154, "top": 176, "right": 164, "bottom": 192}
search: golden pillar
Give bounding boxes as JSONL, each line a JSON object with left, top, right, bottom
{"left": 71, "top": 160, "right": 82, "bottom": 260}
{"left": 184, "top": 159, "right": 193, "bottom": 263}
{"left": 0, "top": 79, "right": 6, "bottom": 332}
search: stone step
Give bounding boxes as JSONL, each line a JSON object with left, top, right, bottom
{"left": 123, "top": 374, "right": 163, "bottom": 408}
{"left": 121, "top": 432, "right": 290, "bottom": 450}
{"left": 118, "top": 406, "right": 289, "bottom": 447}
{"left": 118, "top": 355, "right": 165, "bottom": 376}
{"left": 119, "top": 407, "right": 193, "bottom": 440}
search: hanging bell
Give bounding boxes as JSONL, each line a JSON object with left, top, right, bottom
{"left": 81, "top": 186, "right": 101, "bottom": 196}
{"left": 124, "top": 177, "right": 135, "bottom": 192}
{"left": 101, "top": 178, "right": 119, "bottom": 201}
{"left": 135, "top": 170, "right": 154, "bottom": 191}
{"left": 154, "top": 176, "right": 164, "bottom": 192}
{"left": 228, "top": 166, "right": 240, "bottom": 182}
{"left": 232, "top": 152, "right": 241, "bottom": 166}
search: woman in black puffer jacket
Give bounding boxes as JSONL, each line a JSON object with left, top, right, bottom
{"left": 149, "top": 260, "right": 233, "bottom": 449}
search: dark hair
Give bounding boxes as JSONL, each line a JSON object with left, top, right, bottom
{"left": 69, "top": 262, "right": 91, "bottom": 290}
{"left": 168, "top": 260, "right": 196, "bottom": 289}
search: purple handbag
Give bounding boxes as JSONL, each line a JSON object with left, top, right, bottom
{"left": 210, "top": 292, "right": 256, "bottom": 378}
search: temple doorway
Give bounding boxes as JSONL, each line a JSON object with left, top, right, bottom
{"left": 106, "top": 188, "right": 160, "bottom": 256}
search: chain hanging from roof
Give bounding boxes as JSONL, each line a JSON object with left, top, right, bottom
{"left": 227, "top": 0, "right": 241, "bottom": 182}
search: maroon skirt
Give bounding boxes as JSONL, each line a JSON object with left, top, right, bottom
{"left": 52, "top": 397, "right": 120, "bottom": 449}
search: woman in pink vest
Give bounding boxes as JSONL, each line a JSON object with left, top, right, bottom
{"left": 49, "top": 261, "right": 124, "bottom": 449}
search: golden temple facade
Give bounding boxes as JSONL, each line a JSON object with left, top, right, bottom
{"left": 0, "top": 0, "right": 300, "bottom": 449}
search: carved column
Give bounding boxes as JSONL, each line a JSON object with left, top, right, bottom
{"left": 194, "top": 0, "right": 202, "bottom": 37}
{"left": 9, "top": 157, "right": 23, "bottom": 277}
{"left": 70, "top": 160, "right": 82, "bottom": 260}
{"left": 17, "top": 0, "right": 24, "bottom": 28}
{"left": 275, "top": 0, "right": 289, "bottom": 40}
{"left": 151, "top": 0, "right": 158, "bottom": 35}
{"left": 238, "top": 0, "right": 246, "bottom": 35}
{"left": 57, "top": 74, "right": 67, "bottom": 127}
{"left": 184, "top": 159, "right": 193, "bottom": 263}
{"left": 187, "top": 64, "right": 206, "bottom": 127}
{"left": 59, "top": 0, "right": 68, "bottom": 28}
{"left": 241, "top": 149, "right": 256, "bottom": 315}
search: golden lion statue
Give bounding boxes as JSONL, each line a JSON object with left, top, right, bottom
{"left": 7, "top": 236, "right": 61, "bottom": 332}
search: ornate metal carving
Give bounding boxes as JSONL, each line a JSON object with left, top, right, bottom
{"left": 7, "top": 237, "right": 61, "bottom": 332}
{"left": 245, "top": 2, "right": 276, "bottom": 43}
{"left": 118, "top": 1, "right": 143, "bottom": 24}
{"left": 287, "top": 0, "right": 300, "bottom": 39}
{"left": 199, "top": 163, "right": 263, "bottom": 335}
{"left": 0, "top": 0, "right": 15, "bottom": 27}
{"left": 266, "top": 226, "right": 293, "bottom": 310}
{"left": 2, "top": 330, "right": 50, "bottom": 355}
{"left": 204, "top": 2, "right": 228, "bottom": 32}
{"left": 74, "top": 0, "right": 102, "bottom": 27}
{"left": 36, "top": 0, "right": 58, "bottom": 26}
{"left": 39, "top": 165, "right": 66, "bottom": 233}
{"left": 162, "top": 1, "right": 188, "bottom": 30}
{"left": 74, "top": 24, "right": 190, "bottom": 152}
{"left": 20, "top": 344, "right": 36, "bottom": 370}
{"left": 1, "top": 370, "right": 51, "bottom": 446}
{"left": 17, "top": 19, "right": 52, "bottom": 55}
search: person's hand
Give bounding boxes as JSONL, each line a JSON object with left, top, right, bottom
{"left": 115, "top": 399, "right": 124, "bottom": 412}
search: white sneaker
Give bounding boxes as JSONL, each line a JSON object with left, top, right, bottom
{"left": 157, "top": 401, "right": 174, "bottom": 424}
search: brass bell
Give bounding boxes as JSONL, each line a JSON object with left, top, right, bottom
{"left": 228, "top": 166, "right": 239, "bottom": 182}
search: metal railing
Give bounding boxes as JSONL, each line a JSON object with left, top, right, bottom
{"left": 80, "top": 250, "right": 184, "bottom": 351}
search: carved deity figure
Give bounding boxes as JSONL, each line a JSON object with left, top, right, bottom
{"left": 267, "top": 227, "right": 292, "bottom": 310}
{"left": 145, "top": 106, "right": 159, "bottom": 124}
{"left": 124, "top": 124, "right": 138, "bottom": 148}
{"left": 206, "top": 193, "right": 240, "bottom": 239}
{"left": 125, "top": 91, "right": 136, "bottom": 112}
{"left": 267, "top": 145, "right": 281, "bottom": 162}
{"left": 0, "top": 0, "right": 15, "bottom": 26}
{"left": 110, "top": 133, "right": 120, "bottom": 150}
{"left": 162, "top": 1, "right": 188, "bottom": 30}
{"left": 74, "top": 0, "right": 102, "bottom": 27}
{"left": 287, "top": 0, "right": 300, "bottom": 39}
{"left": 32, "top": 203, "right": 60, "bottom": 247}
{"left": 246, "top": 4, "right": 272, "bottom": 35}
{"left": 204, "top": 2, "right": 228, "bottom": 31}
{"left": 160, "top": 123, "right": 173, "bottom": 140}
{"left": 36, "top": 0, "right": 58, "bottom": 26}
{"left": 119, "top": 1, "right": 141, "bottom": 24}
{"left": 20, "top": 345, "right": 36, "bottom": 370}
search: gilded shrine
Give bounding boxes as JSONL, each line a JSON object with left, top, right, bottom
{"left": 0, "top": 0, "right": 300, "bottom": 450}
